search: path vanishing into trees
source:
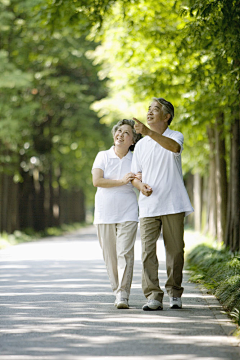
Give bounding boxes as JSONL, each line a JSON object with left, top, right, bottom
{"left": 0, "top": 226, "right": 239, "bottom": 360}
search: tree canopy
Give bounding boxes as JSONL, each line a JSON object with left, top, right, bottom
{"left": 1, "top": 0, "right": 239, "bottom": 250}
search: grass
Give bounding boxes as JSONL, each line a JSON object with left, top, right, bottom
{"left": 186, "top": 238, "right": 240, "bottom": 338}
{"left": 0, "top": 222, "right": 87, "bottom": 250}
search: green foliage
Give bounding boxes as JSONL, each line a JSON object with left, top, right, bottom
{"left": 32, "top": 0, "right": 240, "bottom": 176}
{"left": 186, "top": 243, "right": 240, "bottom": 329}
{"left": 0, "top": 0, "right": 112, "bottom": 211}
{"left": 1, "top": 0, "right": 239, "bottom": 232}
{"left": 181, "top": 0, "right": 240, "bottom": 127}
{"left": 34, "top": 0, "right": 135, "bottom": 34}
{"left": 231, "top": 308, "right": 240, "bottom": 327}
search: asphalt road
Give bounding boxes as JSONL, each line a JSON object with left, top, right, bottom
{"left": 0, "top": 225, "right": 239, "bottom": 360}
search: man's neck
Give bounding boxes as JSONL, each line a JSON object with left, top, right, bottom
{"left": 149, "top": 123, "right": 168, "bottom": 135}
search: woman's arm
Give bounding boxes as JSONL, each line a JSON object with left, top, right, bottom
{"left": 92, "top": 168, "right": 136, "bottom": 188}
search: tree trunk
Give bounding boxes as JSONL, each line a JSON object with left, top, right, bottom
{"left": 193, "top": 173, "right": 202, "bottom": 232}
{"left": 0, "top": 173, "right": 9, "bottom": 232}
{"left": 32, "top": 169, "right": 45, "bottom": 231}
{"left": 0, "top": 173, "right": 19, "bottom": 233}
{"left": 8, "top": 178, "right": 19, "bottom": 232}
{"left": 18, "top": 169, "right": 34, "bottom": 230}
{"left": 184, "top": 172, "right": 194, "bottom": 228}
{"left": 206, "top": 126, "right": 217, "bottom": 238}
{"left": 225, "top": 117, "right": 240, "bottom": 251}
{"left": 215, "top": 113, "right": 228, "bottom": 242}
{"left": 71, "top": 189, "right": 85, "bottom": 223}
{"left": 48, "top": 162, "right": 54, "bottom": 227}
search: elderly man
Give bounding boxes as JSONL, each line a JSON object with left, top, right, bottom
{"left": 131, "top": 97, "right": 193, "bottom": 311}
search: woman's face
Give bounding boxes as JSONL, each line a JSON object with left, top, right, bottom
{"left": 114, "top": 124, "right": 134, "bottom": 149}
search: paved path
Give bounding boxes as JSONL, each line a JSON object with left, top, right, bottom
{"left": 0, "top": 226, "right": 239, "bottom": 360}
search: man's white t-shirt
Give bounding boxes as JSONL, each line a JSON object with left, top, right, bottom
{"left": 92, "top": 146, "right": 139, "bottom": 224}
{"left": 131, "top": 128, "right": 194, "bottom": 218}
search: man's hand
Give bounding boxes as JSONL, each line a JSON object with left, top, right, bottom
{"left": 133, "top": 117, "right": 150, "bottom": 136}
{"left": 140, "top": 183, "right": 153, "bottom": 197}
{"left": 131, "top": 178, "right": 152, "bottom": 196}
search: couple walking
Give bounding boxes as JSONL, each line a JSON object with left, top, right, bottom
{"left": 92, "top": 97, "right": 193, "bottom": 311}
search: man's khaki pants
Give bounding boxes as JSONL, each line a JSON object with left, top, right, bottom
{"left": 97, "top": 221, "right": 138, "bottom": 300}
{"left": 140, "top": 212, "right": 185, "bottom": 302}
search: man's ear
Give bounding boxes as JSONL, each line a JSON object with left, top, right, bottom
{"left": 164, "top": 113, "right": 171, "bottom": 123}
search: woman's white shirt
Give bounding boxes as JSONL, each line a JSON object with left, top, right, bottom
{"left": 92, "top": 146, "right": 138, "bottom": 224}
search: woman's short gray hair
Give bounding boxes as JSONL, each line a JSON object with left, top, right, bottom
{"left": 111, "top": 119, "right": 142, "bottom": 151}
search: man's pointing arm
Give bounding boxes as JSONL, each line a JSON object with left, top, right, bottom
{"left": 133, "top": 117, "right": 181, "bottom": 153}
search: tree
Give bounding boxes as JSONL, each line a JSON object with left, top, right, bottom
{"left": 2, "top": 0, "right": 239, "bottom": 251}
{"left": 0, "top": 0, "right": 112, "bottom": 232}
{"left": 183, "top": 0, "right": 240, "bottom": 249}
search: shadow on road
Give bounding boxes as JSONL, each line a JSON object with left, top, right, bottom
{"left": 1, "top": 254, "right": 239, "bottom": 360}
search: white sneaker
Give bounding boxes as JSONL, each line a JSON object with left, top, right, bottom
{"left": 142, "top": 299, "right": 163, "bottom": 311}
{"left": 117, "top": 298, "right": 129, "bottom": 309}
{"left": 169, "top": 297, "right": 182, "bottom": 309}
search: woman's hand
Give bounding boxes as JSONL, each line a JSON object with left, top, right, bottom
{"left": 135, "top": 172, "right": 142, "bottom": 181}
{"left": 93, "top": 168, "right": 134, "bottom": 188}
{"left": 121, "top": 172, "right": 136, "bottom": 185}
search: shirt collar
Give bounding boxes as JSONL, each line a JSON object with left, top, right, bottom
{"left": 109, "top": 146, "right": 132, "bottom": 159}
{"left": 146, "top": 127, "right": 170, "bottom": 141}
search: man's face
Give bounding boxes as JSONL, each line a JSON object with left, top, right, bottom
{"left": 147, "top": 100, "right": 168, "bottom": 126}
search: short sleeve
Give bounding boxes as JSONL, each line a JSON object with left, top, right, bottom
{"left": 92, "top": 151, "right": 106, "bottom": 173}
{"left": 131, "top": 142, "right": 142, "bottom": 174}
{"left": 172, "top": 131, "right": 184, "bottom": 156}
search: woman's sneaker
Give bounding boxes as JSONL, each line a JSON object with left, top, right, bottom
{"left": 117, "top": 298, "right": 129, "bottom": 309}
{"left": 142, "top": 299, "right": 163, "bottom": 311}
{"left": 169, "top": 297, "right": 182, "bottom": 309}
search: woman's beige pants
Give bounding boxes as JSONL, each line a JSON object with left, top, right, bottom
{"left": 97, "top": 221, "right": 138, "bottom": 300}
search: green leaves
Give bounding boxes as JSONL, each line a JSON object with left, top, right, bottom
{"left": 0, "top": 0, "right": 112, "bottom": 208}
{"left": 0, "top": 50, "right": 33, "bottom": 88}
{"left": 1, "top": 0, "right": 239, "bottom": 226}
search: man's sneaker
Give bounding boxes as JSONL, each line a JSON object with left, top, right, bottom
{"left": 114, "top": 299, "right": 118, "bottom": 307}
{"left": 142, "top": 299, "right": 163, "bottom": 311}
{"left": 117, "top": 298, "right": 129, "bottom": 309}
{"left": 170, "top": 297, "right": 182, "bottom": 309}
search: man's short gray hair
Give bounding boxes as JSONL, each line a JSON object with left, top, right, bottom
{"left": 111, "top": 119, "right": 142, "bottom": 151}
{"left": 153, "top": 97, "right": 174, "bottom": 125}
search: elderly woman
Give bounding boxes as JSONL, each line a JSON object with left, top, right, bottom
{"left": 92, "top": 119, "right": 141, "bottom": 309}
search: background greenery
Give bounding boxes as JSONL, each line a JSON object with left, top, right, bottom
{"left": 0, "top": 0, "right": 239, "bottom": 252}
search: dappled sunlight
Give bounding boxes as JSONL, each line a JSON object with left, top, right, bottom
{"left": 0, "top": 226, "right": 167, "bottom": 262}
{"left": 0, "top": 231, "right": 239, "bottom": 360}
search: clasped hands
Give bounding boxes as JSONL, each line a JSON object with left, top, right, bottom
{"left": 122, "top": 172, "right": 152, "bottom": 197}
{"left": 121, "top": 118, "right": 153, "bottom": 196}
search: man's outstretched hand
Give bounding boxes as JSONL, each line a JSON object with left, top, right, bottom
{"left": 133, "top": 117, "right": 150, "bottom": 136}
